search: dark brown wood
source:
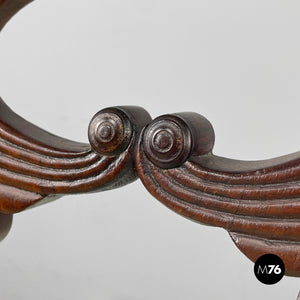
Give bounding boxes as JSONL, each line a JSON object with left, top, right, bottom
{"left": 0, "top": 0, "right": 33, "bottom": 31}
{"left": 143, "top": 113, "right": 214, "bottom": 169}
{"left": 2, "top": 0, "right": 300, "bottom": 283}
{"left": 0, "top": 212, "right": 12, "bottom": 241}
{"left": 136, "top": 112, "right": 300, "bottom": 277}
{"left": 0, "top": 98, "right": 151, "bottom": 215}
{"left": 0, "top": 0, "right": 154, "bottom": 239}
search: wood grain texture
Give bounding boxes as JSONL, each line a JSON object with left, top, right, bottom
{"left": 136, "top": 112, "right": 300, "bottom": 277}
{"left": 2, "top": 0, "right": 300, "bottom": 280}
{"left": 0, "top": 0, "right": 153, "bottom": 244}
{"left": 0, "top": 98, "right": 151, "bottom": 214}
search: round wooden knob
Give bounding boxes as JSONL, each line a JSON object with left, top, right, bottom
{"left": 143, "top": 113, "right": 215, "bottom": 168}
{"left": 88, "top": 107, "right": 133, "bottom": 156}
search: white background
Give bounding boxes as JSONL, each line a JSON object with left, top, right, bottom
{"left": 0, "top": 0, "right": 300, "bottom": 299}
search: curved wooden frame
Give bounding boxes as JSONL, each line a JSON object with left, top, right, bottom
{"left": 1, "top": 0, "right": 299, "bottom": 280}
{"left": 136, "top": 113, "right": 300, "bottom": 277}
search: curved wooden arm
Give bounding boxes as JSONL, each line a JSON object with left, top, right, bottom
{"left": 0, "top": 0, "right": 151, "bottom": 215}
{"left": 0, "top": 98, "right": 151, "bottom": 214}
{"left": 2, "top": 0, "right": 300, "bottom": 281}
{"left": 136, "top": 112, "right": 300, "bottom": 277}
{"left": 0, "top": 0, "right": 155, "bottom": 240}
{"left": 0, "top": 97, "right": 151, "bottom": 240}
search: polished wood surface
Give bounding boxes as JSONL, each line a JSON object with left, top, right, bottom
{"left": 0, "top": 99, "right": 151, "bottom": 214}
{"left": 1, "top": 0, "right": 300, "bottom": 280}
{"left": 136, "top": 113, "right": 300, "bottom": 277}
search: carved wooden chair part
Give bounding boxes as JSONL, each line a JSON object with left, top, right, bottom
{"left": 0, "top": 0, "right": 299, "bottom": 279}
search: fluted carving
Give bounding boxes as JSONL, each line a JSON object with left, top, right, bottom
{"left": 1, "top": 0, "right": 300, "bottom": 279}
{"left": 136, "top": 113, "right": 300, "bottom": 277}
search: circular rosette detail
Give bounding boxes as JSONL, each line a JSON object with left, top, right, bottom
{"left": 88, "top": 108, "right": 133, "bottom": 156}
{"left": 143, "top": 115, "right": 193, "bottom": 169}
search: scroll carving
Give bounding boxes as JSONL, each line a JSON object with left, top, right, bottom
{"left": 136, "top": 112, "right": 300, "bottom": 277}
{"left": 1, "top": 0, "right": 300, "bottom": 280}
{"left": 0, "top": 97, "right": 151, "bottom": 240}
{"left": 0, "top": 99, "right": 151, "bottom": 214}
